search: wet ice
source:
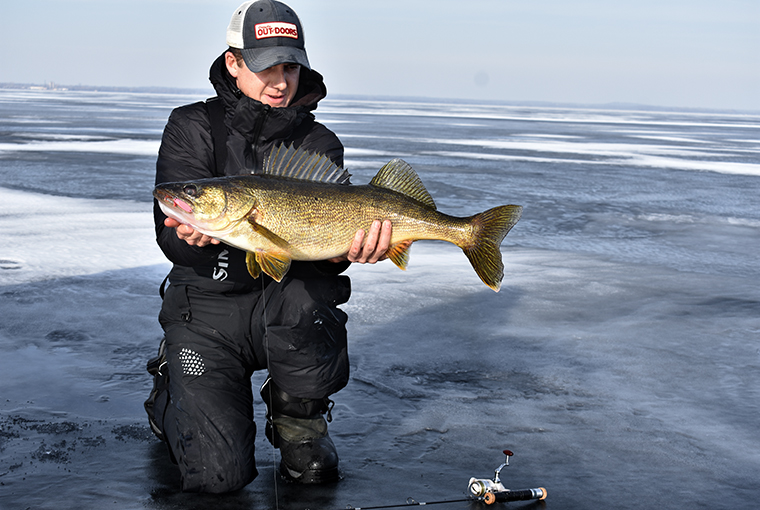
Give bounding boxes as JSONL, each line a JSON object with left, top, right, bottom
{"left": 1, "top": 90, "right": 759, "bottom": 509}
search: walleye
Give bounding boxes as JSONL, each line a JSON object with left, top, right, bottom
{"left": 154, "top": 145, "right": 522, "bottom": 291}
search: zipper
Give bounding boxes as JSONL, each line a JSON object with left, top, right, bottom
{"left": 250, "top": 105, "right": 271, "bottom": 173}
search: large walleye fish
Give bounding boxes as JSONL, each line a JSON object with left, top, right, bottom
{"left": 154, "top": 145, "right": 522, "bottom": 291}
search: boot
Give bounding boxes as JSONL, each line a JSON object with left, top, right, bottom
{"left": 260, "top": 377, "right": 339, "bottom": 484}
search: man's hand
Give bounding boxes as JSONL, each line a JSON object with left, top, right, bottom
{"left": 165, "top": 217, "right": 221, "bottom": 247}
{"left": 328, "top": 219, "right": 393, "bottom": 264}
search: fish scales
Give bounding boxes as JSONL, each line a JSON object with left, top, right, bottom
{"left": 244, "top": 177, "right": 473, "bottom": 261}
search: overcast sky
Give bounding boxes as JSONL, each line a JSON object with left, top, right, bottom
{"left": 1, "top": 0, "right": 758, "bottom": 110}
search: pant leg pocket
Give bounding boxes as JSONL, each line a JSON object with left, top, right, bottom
{"left": 158, "top": 283, "right": 192, "bottom": 328}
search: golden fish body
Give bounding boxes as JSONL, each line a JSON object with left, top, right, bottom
{"left": 154, "top": 145, "right": 522, "bottom": 291}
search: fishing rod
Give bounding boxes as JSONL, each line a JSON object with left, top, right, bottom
{"left": 341, "top": 449, "right": 547, "bottom": 509}
{"left": 467, "top": 449, "right": 547, "bottom": 505}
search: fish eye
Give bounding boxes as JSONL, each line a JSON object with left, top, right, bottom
{"left": 183, "top": 184, "right": 198, "bottom": 197}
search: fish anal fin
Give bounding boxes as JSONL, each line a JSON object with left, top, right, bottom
{"left": 386, "top": 240, "right": 413, "bottom": 270}
{"left": 370, "top": 159, "right": 436, "bottom": 210}
{"left": 256, "top": 251, "right": 292, "bottom": 282}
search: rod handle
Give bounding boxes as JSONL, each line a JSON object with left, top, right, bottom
{"left": 484, "top": 487, "right": 547, "bottom": 504}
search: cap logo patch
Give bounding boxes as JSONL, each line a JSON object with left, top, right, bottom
{"left": 255, "top": 22, "right": 299, "bottom": 40}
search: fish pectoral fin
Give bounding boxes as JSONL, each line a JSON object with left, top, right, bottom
{"left": 385, "top": 240, "right": 413, "bottom": 270}
{"left": 245, "top": 252, "right": 262, "bottom": 279}
{"left": 256, "top": 251, "right": 292, "bottom": 282}
{"left": 242, "top": 220, "right": 292, "bottom": 281}
{"left": 246, "top": 218, "right": 292, "bottom": 249}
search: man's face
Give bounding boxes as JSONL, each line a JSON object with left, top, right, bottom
{"left": 226, "top": 53, "right": 300, "bottom": 107}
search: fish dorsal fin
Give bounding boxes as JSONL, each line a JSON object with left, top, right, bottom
{"left": 264, "top": 143, "right": 351, "bottom": 184}
{"left": 369, "top": 159, "right": 436, "bottom": 210}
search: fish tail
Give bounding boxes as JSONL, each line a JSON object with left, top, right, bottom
{"left": 461, "top": 205, "right": 522, "bottom": 292}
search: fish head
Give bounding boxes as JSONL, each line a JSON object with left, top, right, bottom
{"left": 153, "top": 179, "right": 251, "bottom": 235}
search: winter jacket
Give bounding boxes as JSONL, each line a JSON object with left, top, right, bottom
{"left": 154, "top": 52, "right": 348, "bottom": 291}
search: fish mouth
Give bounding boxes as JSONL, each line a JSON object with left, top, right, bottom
{"left": 154, "top": 189, "right": 198, "bottom": 228}
{"left": 154, "top": 191, "right": 235, "bottom": 239}
{"left": 172, "top": 197, "right": 193, "bottom": 213}
{"left": 154, "top": 189, "right": 193, "bottom": 213}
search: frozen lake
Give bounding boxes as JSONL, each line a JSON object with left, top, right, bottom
{"left": 1, "top": 89, "right": 759, "bottom": 509}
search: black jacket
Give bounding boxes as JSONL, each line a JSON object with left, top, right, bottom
{"left": 154, "top": 52, "right": 347, "bottom": 291}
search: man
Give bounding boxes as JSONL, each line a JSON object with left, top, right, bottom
{"left": 145, "top": 0, "right": 392, "bottom": 493}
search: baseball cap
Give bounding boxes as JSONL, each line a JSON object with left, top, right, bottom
{"left": 226, "top": 0, "right": 310, "bottom": 73}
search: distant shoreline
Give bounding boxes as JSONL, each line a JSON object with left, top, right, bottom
{"left": 1, "top": 82, "right": 756, "bottom": 115}
{"left": 0, "top": 81, "right": 212, "bottom": 96}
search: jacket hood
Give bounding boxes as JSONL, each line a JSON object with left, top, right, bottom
{"left": 208, "top": 51, "right": 328, "bottom": 114}
{"left": 207, "top": 51, "right": 333, "bottom": 175}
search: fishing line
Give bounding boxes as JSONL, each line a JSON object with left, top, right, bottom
{"left": 260, "top": 274, "right": 280, "bottom": 510}
{"left": 338, "top": 449, "right": 547, "bottom": 510}
{"left": 341, "top": 496, "right": 472, "bottom": 509}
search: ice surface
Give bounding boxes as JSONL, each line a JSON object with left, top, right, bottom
{"left": 0, "top": 139, "right": 160, "bottom": 156}
{"left": 1, "top": 91, "right": 759, "bottom": 509}
{"left": 0, "top": 188, "right": 166, "bottom": 285}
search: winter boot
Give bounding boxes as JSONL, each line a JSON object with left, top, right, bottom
{"left": 260, "top": 377, "right": 339, "bottom": 484}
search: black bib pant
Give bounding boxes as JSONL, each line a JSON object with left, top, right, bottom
{"left": 147, "top": 263, "right": 351, "bottom": 493}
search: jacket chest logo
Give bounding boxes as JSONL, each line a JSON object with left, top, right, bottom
{"left": 213, "top": 249, "right": 230, "bottom": 281}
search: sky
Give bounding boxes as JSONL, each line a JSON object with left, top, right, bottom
{"left": 1, "top": 0, "right": 758, "bottom": 111}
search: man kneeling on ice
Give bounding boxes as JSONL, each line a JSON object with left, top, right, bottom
{"left": 144, "top": 0, "right": 393, "bottom": 492}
